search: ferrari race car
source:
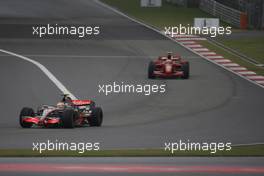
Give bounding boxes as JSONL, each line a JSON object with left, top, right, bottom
{"left": 19, "top": 95, "right": 103, "bottom": 128}
{"left": 148, "top": 52, "right": 189, "bottom": 79}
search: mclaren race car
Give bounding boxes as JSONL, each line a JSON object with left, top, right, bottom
{"left": 148, "top": 52, "right": 189, "bottom": 79}
{"left": 19, "top": 94, "right": 103, "bottom": 128}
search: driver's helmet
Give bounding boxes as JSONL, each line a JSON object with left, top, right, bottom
{"left": 167, "top": 52, "right": 172, "bottom": 60}
{"left": 56, "top": 102, "right": 65, "bottom": 110}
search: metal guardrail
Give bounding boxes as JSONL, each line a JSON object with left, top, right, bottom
{"left": 200, "top": 0, "right": 243, "bottom": 28}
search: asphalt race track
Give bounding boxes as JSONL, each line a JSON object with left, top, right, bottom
{"left": 0, "top": 0, "right": 264, "bottom": 151}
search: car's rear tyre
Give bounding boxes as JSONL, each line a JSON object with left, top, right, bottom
{"left": 62, "top": 109, "right": 75, "bottom": 128}
{"left": 19, "top": 107, "right": 34, "bottom": 128}
{"left": 89, "top": 107, "right": 103, "bottom": 127}
{"left": 182, "top": 62, "right": 189, "bottom": 79}
{"left": 148, "top": 61, "right": 155, "bottom": 79}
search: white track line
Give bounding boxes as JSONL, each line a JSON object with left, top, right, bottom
{"left": 0, "top": 49, "right": 77, "bottom": 100}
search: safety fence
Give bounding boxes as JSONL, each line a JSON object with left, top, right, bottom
{"left": 200, "top": 0, "right": 248, "bottom": 29}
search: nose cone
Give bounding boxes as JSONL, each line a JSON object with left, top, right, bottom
{"left": 165, "top": 64, "right": 173, "bottom": 73}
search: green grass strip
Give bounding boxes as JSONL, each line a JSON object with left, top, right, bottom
{"left": 198, "top": 40, "right": 264, "bottom": 76}
{"left": 1, "top": 144, "right": 264, "bottom": 157}
{"left": 217, "top": 37, "right": 264, "bottom": 64}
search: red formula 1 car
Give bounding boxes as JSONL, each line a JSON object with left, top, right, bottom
{"left": 19, "top": 95, "right": 103, "bottom": 128}
{"left": 148, "top": 53, "right": 189, "bottom": 79}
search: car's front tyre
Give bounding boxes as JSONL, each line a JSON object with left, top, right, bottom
{"left": 148, "top": 61, "right": 156, "bottom": 79}
{"left": 19, "top": 107, "right": 35, "bottom": 128}
{"left": 62, "top": 109, "right": 75, "bottom": 128}
{"left": 89, "top": 107, "right": 103, "bottom": 127}
{"left": 182, "top": 62, "right": 190, "bottom": 79}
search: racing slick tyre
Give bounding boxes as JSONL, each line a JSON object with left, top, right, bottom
{"left": 19, "top": 107, "right": 35, "bottom": 128}
{"left": 89, "top": 107, "right": 103, "bottom": 127}
{"left": 62, "top": 109, "right": 75, "bottom": 128}
{"left": 148, "top": 61, "right": 155, "bottom": 79}
{"left": 182, "top": 62, "right": 189, "bottom": 79}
